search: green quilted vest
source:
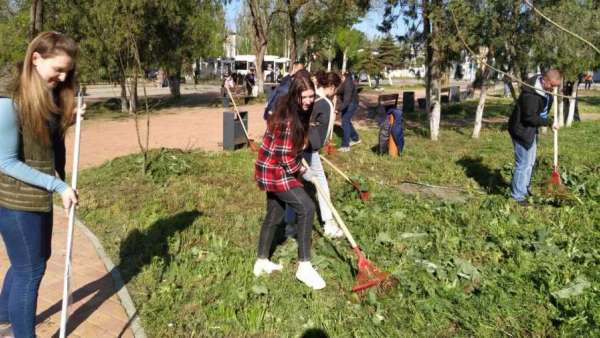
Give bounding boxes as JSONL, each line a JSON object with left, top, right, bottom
{"left": 0, "top": 105, "right": 57, "bottom": 212}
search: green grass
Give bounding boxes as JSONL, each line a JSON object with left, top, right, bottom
{"left": 75, "top": 101, "right": 600, "bottom": 337}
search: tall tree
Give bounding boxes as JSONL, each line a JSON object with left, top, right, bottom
{"left": 335, "top": 27, "right": 364, "bottom": 72}
{"left": 248, "top": 0, "right": 278, "bottom": 95}
{"left": 29, "top": 0, "right": 42, "bottom": 40}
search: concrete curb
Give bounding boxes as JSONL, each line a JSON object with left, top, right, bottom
{"left": 56, "top": 205, "right": 147, "bottom": 338}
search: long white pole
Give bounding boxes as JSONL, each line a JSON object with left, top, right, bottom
{"left": 59, "top": 91, "right": 83, "bottom": 338}
{"left": 553, "top": 87, "right": 558, "bottom": 168}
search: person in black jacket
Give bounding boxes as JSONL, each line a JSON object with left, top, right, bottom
{"left": 336, "top": 71, "right": 360, "bottom": 152}
{"left": 508, "top": 69, "right": 561, "bottom": 203}
{"left": 304, "top": 71, "right": 343, "bottom": 238}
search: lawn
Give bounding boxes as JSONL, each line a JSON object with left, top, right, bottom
{"left": 75, "top": 99, "right": 600, "bottom": 337}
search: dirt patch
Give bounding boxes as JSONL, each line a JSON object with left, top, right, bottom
{"left": 398, "top": 182, "right": 469, "bottom": 203}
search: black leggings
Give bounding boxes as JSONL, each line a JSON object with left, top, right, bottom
{"left": 257, "top": 188, "right": 315, "bottom": 261}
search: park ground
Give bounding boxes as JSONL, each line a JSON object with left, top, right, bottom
{"left": 51, "top": 82, "right": 600, "bottom": 337}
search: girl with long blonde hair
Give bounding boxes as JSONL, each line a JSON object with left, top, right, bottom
{"left": 0, "top": 31, "right": 81, "bottom": 338}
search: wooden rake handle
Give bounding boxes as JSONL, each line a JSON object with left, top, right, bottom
{"left": 319, "top": 155, "right": 353, "bottom": 184}
{"left": 302, "top": 159, "right": 358, "bottom": 248}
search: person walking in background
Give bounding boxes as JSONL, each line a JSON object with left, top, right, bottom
{"left": 245, "top": 68, "right": 256, "bottom": 97}
{"left": 508, "top": 69, "right": 561, "bottom": 205}
{"left": 263, "top": 62, "right": 304, "bottom": 120}
{"left": 584, "top": 72, "right": 593, "bottom": 90}
{"left": 0, "top": 31, "right": 81, "bottom": 338}
{"left": 336, "top": 71, "right": 361, "bottom": 152}
{"left": 254, "top": 75, "right": 326, "bottom": 290}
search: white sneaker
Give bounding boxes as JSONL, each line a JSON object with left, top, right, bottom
{"left": 323, "top": 219, "right": 344, "bottom": 239}
{"left": 349, "top": 139, "right": 362, "bottom": 147}
{"left": 296, "top": 262, "right": 326, "bottom": 290}
{"left": 253, "top": 259, "right": 283, "bottom": 277}
{"left": 0, "top": 323, "right": 13, "bottom": 338}
{"left": 338, "top": 147, "right": 350, "bottom": 152}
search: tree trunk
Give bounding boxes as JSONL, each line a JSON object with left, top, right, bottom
{"left": 169, "top": 65, "right": 181, "bottom": 97}
{"left": 505, "top": 77, "right": 518, "bottom": 101}
{"left": 129, "top": 70, "right": 138, "bottom": 114}
{"left": 287, "top": 8, "right": 298, "bottom": 67}
{"left": 255, "top": 44, "right": 267, "bottom": 95}
{"left": 423, "top": 1, "right": 432, "bottom": 114}
{"left": 327, "top": 47, "right": 332, "bottom": 71}
{"left": 342, "top": 48, "right": 348, "bottom": 73}
{"left": 566, "top": 79, "right": 579, "bottom": 126}
{"left": 472, "top": 85, "right": 487, "bottom": 138}
{"left": 120, "top": 77, "right": 128, "bottom": 113}
{"left": 557, "top": 81, "right": 565, "bottom": 127}
{"left": 428, "top": 0, "right": 442, "bottom": 141}
{"left": 29, "top": 0, "right": 43, "bottom": 40}
{"left": 248, "top": 0, "right": 268, "bottom": 95}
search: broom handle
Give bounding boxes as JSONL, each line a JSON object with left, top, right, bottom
{"left": 225, "top": 86, "right": 251, "bottom": 141}
{"left": 302, "top": 160, "right": 358, "bottom": 248}
{"left": 59, "top": 91, "right": 83, "bottom": 338}
{"left": 319, "top": 155, "right": 353, "bottom": 184}
{"left": 553, "top": 87, "right": 558, "bottom": 168}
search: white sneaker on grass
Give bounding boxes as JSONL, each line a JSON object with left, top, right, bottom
{"left": 323, "top": 219, "right": 344, "bottom": 239}
{"left": 296, "top": 261, "right": 326, "bottom": 290}
{"left": 253, "top": 259, "right": 283, "bottom": 277}
{"left": 349, "top": 139, "right": 362, "bottom": 147}
{"left": 338, "top": 147, "right": 350, "bottom": 152}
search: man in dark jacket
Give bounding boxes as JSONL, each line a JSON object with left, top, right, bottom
{"left": 336, "top": 71, "right": 360, "bottom": 152}
{"left": 508, "top": 69, "right": 561, "bottom": 203}
{"left": 263, "top": 62, "right": 304, "bottom": 120}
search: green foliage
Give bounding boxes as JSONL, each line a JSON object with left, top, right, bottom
{"left": 77, "top": 106, "right": 600, "bottom": 336}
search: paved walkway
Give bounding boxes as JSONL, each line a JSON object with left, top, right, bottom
{"left": 0, "top": 212, "right": 135, "bottom": 337}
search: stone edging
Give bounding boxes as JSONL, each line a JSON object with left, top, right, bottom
{"left": 56, "top": 205, "right": 147, "bottom": 338}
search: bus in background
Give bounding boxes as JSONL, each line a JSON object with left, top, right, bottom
{"left": 234, "top": 55, "right": 256, "bottom": 77}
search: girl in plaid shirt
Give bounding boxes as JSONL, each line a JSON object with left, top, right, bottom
{"left": 254, "top": 74, "right": 326, "bottom": 290}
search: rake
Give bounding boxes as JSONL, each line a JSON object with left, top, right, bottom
{"left": 303, "top": 160, "right": 388, "bottom": 292}
{"left": 319, "top": 155, "right": 369, "bottom": 200}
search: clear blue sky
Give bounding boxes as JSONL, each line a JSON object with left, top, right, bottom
{"left": 224, "top": 1, "right": 407, "bottom": 40}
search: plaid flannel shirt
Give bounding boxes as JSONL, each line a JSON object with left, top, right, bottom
{"left": 255, "top": 122, "right": 303, "bottom": 192}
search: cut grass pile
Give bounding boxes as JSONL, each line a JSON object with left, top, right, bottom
{"left": 75, "top": 105, "right": 600, "bottom": 337}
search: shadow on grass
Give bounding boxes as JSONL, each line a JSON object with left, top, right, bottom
{"left": 37, "top": 209, "right": 203, "bottom": 337}
{"left": 301, "top": 328, "right": 329, "bottom": 338}
{"left": 578, "top": 95, "right": 600, "bottom": 105}
{"left": 456, "top": 156, "right": 508, "bottom": 195}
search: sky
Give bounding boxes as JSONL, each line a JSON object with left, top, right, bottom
{"left": 223, "top": 1, "right": 408, "bottom": 40}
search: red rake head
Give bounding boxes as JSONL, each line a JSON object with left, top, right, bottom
{"left": 325, "top": 143, "right": 337, "bottom": 155}
{"left": 550, "top": 166, "right": 561, "bottom": 185}
{"left": 351, "top": 181, "right": 369, "bottom": 201}
{"left": 351, "top": 247, "right": 389, "bottom": 293}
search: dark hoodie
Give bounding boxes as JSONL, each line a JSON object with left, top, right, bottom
{"left": 508, "top": 75, "right": 552, "bottom": 149}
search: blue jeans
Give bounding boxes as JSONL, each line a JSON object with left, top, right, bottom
{"left": 0, "top": 207, "right": 52, "bottom": 338}
{"left": 511, "top": 138, "right": 537, "bottom": 201}
{"left": 341, "top": 103, "right": 360, "bottom": 147}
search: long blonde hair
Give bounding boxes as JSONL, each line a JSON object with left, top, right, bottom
{"left": 12, "top": 31, "right": 78, "bottom": 144}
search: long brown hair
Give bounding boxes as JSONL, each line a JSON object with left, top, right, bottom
{"left": 267, "top": 72, "right": 314, "bottom": 154}
{"left": 12, "top": 31, "right": 78, "bottom": 144}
